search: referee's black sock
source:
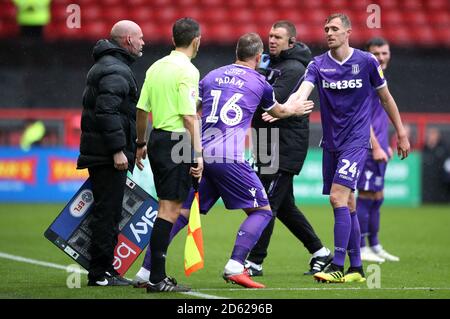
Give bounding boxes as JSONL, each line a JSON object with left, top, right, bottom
{"left": 149, "top": 217, "right": 173, "bottom": 284}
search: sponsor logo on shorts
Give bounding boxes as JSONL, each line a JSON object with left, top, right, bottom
{"left": 339, "top": 174, "right": 354, "bottom": 182}
{"left": 375, "top": 176, "right": 383, "bottom": 186}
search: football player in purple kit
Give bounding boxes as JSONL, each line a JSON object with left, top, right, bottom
{"left": 134, "top": 32, "right": 314, "bottom": 289}
{"left": 286, "top": 14, "right": 410, "bottom": 283}
{"left": 357, "top": 37, "right": 400, "bottom": 263}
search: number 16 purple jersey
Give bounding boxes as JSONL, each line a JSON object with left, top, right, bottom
{"left": 199, "top": 64, "right": 276, "bottom": 162}
{"left": 304, "top": 48, "right": 386, "bottom": 151}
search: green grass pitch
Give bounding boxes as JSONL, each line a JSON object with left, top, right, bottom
{"left": 0, "top": 203, "right": 449, "bottom": 299}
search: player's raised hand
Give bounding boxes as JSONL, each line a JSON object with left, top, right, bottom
{"left": 373, "top": 146, "right": 388, "bottom": 162}
{"left": 397, "top": 134, "right": 410, "bottom": 160}
{"left": 135, "top": 145, "right": 147, "bottom": 171}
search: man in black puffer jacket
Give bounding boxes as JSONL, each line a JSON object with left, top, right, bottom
{"left": 77, "top": 20, "right": 144, "bottom": 286}
{"left": 247, "top": 21, "right": 332, "bottom": 276}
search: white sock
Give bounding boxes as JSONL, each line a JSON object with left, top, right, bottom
{"left": 136, "top": 267, "right": 150, "bottom": 281}
{"left": 224, "top": 259, "right": 244, "bottom": 274}
{"left": 245, "top": 260, "right": 262, "bottom": 270}
{"left": 312, "top": 247, "right": 330, "bottom": 258}
{"left": 371, "top": 244, "right": 383, "bottom": 253}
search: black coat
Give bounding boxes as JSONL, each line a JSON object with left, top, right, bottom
{"left": 252, "top": 42, "right": 312, "bottom": 175}
{"left": 77, "top": 39, "right": 138, "bottom": 169}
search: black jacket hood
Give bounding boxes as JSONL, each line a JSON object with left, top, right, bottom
{"left": 271, "top": 42, "right": 312, "bottom": 68}
{"left": 92, "top": 39, "right": 136, "bottom": 65}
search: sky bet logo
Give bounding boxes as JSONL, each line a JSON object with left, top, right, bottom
{"left": 129, "top": 206, "right": 158, "bottom": 243}
{"left": 322, "top": 79, "right": 363, "bottom": 90}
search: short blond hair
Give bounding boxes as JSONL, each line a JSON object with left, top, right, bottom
{"left": 325, "top": 13, "right": 352, "bottom": 29}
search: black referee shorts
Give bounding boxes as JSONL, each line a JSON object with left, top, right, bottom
{"left": 148, "top": 129, "right": 192, "bottom": 201}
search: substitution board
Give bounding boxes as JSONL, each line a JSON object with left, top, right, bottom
{"left": 44, "top": 176, "right": 158, "bottom": 275}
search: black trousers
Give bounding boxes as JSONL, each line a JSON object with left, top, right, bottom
{"left": 247, "top": 172, "right": 323, "bottom": 264}
{"left": 87, "top": 165, "right": 127, "bottom": 280}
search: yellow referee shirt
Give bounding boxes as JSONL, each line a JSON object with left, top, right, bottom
{"left": 137, "top": 50, "right": 199, "bottom": 132}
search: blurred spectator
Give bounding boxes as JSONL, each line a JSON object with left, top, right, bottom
{"left": 422, "top": 127, "right": 450, "bottom": 203}
{"left": 20, "top": 119, "right": 45, "bottom": 151}
{"left": 13, "top": 0, "right": 51, "bottom": 39}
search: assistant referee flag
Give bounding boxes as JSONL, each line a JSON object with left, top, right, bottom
{"left": 184, "top": 191, "right": 204, "bottom": 276}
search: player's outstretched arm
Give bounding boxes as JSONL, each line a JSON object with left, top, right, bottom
{"left": 263, "top": 82, "right": 314, "bottom": 122}
{"left": 268, "top": 99, "right": 314, "bottom": 119}
{"left": 288, "top": 81, "right": 315, "bottom": 104}
{"left": 377, "top": 86, "right": 410, "bottom": 160}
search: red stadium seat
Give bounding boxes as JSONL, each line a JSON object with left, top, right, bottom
{"left": 376, "top": 0, "right": 398, "bottom": 9}
{"left": 141, "top": 22, "right": 161, "bottom": 42}
{"left": 173, "top": 0, "right": 200, "bottom": 7}
{"left": 206, "top": 23, "right": 237, "bottom": 44}
{"left": 53, "top": 21, "right": 86, "bottom": 40}
{"left": 302, "top": 0, "right": 324, "bottom": 10}
{"left": 101, "top": 6, "right": 130, "bottom": 22}
{"left": 427, "top": 11, "right": 450, "bottom": 26}
{"left": 349, "top": 0, "right": 372, "bottom": 10}
{"left": 82, "top": 6, "right": 103, "bottom": 22}
{"left": 0, "top": 21, "right": 19, "bottom": 38}
{"left": 126, "top": 0, "right": 147, "bottom": 6}
{"left": 411, "top": 26, "right": 436, "bottom": 46}
{"left": 326, "top": 0, "right": 349, "bottom": 12}
{"left": 179, "top": 7, "right": 202, "bottom": 21}
{"left": 153, "top": 7, "right": 179, "bottom": 23}
{"left": 225, "top": 0, "right": 249, "bottom": 9}
{"left": 277, "top": 0, "right": 298, "bottom": 9}
{"left": 201, "top": 7, "right": 229, "bottom": 24}
{"left": 0, "top": 1, "right": 16, "bottom": 20}
{"left": 433, "top": 27, "right": 450, "bottom": 47}
{"left": 382, "top": 10, "right": 404, "bottom": 26}
{"left": 254, "top": 10, "right": 281, "bottom": 26}
{"left": 98, "top": 0, "right": 122, "bottom": 6}
{"left": 279, "top": 11, "right": 303, "bottom": 26}
{"left": 363, "top": 28, "right": 384, "bottom": 42}
{"left": 302, "top": 9, "right": 329, "bottom": 26}
{"left": 200, "top": 0, "right": 222, "bottom": 7}
{"left": 403, "top": 0, "right": 423, "bottom": 10}
{"left": 82, "top": 21, "right": 110, "bottom": 40}
{"left": 385, "top": 27, "right": 413, "bottom": 46}
{"left": 403, "top": 11, "right": 428, "bottom": 25}
{"left": 426, "top": 0, "right": 449, "bottom": 10}
{"left": 128, "top": 7, "right": 154, "bottom": 24}
{"left": 232, "top": 9, "right": 255, "bottom": 24}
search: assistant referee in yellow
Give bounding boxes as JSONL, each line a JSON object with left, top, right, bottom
{"left": 135, "top": 17, "right": 203, "bottom": 293}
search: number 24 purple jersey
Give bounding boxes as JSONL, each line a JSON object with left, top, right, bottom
{"left": 304, "top": 48, "right": 386, "bottom": 151}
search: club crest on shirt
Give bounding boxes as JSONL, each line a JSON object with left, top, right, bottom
{"left": 377, "top": 65, "right": 384, "bottom": 79}
{"left": 351, "top": 64, "right": 360, "bottom": 75}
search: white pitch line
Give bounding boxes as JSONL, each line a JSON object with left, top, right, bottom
{"left": 0, "top": 251, "right": 88, "bottom": 273}
{"left": 196, "top": 287, "right": 450, "bottom": 291}
{"left": 182, "top": 291, "right": 228, "bottom": 299}
{"left": 0, "top": 251, "right": 227, "bottom": 299}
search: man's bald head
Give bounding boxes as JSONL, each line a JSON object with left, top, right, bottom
{"left": 111, "top": 20, "right": 141, "bottom": 40}
{"left": 111, "top": 20, "right": 145, "bottom": 57}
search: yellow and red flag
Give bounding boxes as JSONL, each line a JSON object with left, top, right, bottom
{"left": 184, "top": 191, "right": 204, "bottom": 276}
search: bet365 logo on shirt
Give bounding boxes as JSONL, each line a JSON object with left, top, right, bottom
{"left": 322, "top": 79, "right": 363, "bottom": 89}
